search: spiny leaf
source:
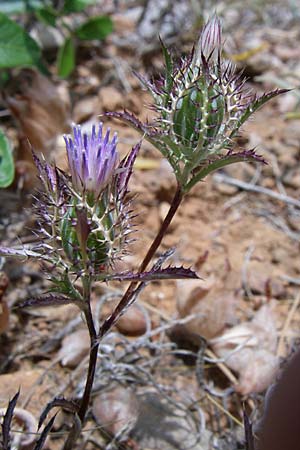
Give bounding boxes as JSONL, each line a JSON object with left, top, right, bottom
{"left": 229, "top": 89, "right": 289, "bottom": 139}
{"left": 38, "top": 398, "right": 78, "bottom": 430}
{"left": 18, "top": 294, "right": 81, "bottom": 309}
{"left": 107, "top": 265, "right": 199, "bottom": 282}
{"left": 1, "top": 391, "right": 20, "bottom": 450}
{"left": 159, "top": 37, "right": 174, "bottom": 100}
{"left": 186, "top": 149, "right": 266, "bottom": 192}
{"left": 0, "top": 246, "right": 43, "bottom": 259}
{"left": 105, "top": 110, "right": 150, "bottom": 134}
{"left": 33, "top": 414, "right": 57, "bottom": 450}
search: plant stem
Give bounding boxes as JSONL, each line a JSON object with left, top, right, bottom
{"left": 62, "top": 279, "right": 99, "bottom": 450}
{"left": 63, "top": 184, "right": 183, "bottom": 449}
{"left": 99, "top": 183, "right": 183, "bottom": 338}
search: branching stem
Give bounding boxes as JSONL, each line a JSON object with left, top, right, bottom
{"left": 99, "top": 183, "right": 184, "bottom": 338}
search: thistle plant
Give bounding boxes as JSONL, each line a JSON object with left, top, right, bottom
{"left": 109, "top": 16, "right": 286, "bottom": 195}
{"left": 104, "top": 14, "right": 287, "bottom": 338}
{"left": 0, "top": 123, "right": 197, "bottom": 450}
{"left": 0, "top": 15, "right": 287, "bottom": 450}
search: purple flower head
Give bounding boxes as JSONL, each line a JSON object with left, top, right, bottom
{"left": 64, "top": 123, "right": 119, "bottom": 198}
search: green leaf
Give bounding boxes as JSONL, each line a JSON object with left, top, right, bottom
{"left": 0, "top": 0, "right": 44, "bottom": 15}
{"left": 229, "top": 89, "right": 289, "bottom": 139}
{"left": 0, "top": 12, "right": 41, "bottom": 68}
{"left": 35, "top": 7, "right": 57, "bottom": 27}
{"left": 63, "top": 0, "right": 96, "bottom": 13}
{"left": 57, "top": 37, "right": 75, "bottom": 78}
{"left": 0, "top": 130, "right": 14, "bottom": 188}
{"left": 160, "top": 38, "right": 174, "bottom": 101}
{"left": 75, "top": 15, "right": 113, "bottom": 40}
{"left": 185, "top": 150, "right": 265, "bottom": 193}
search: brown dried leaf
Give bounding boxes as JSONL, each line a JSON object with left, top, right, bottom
{"left": 92, "top": 385, "right": 139, "bottom": 436}
{"left": 5, "top": 69, "right": 70, "bottom": 186}
{"left": 0, "top": 299, "right": 9, "bottom": 334}
{"left": 177, "top": 277, "right": 237, "bottom": 339}
{"left": 58, "top": 329, "right": 89, "bottom": 368}
{"left": 211, "top": 304, "right": 279, "bottom": 394}
{"left": 115, "top": 305, "right": 147, "bottom": 336}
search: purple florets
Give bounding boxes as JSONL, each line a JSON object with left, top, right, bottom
{"left": 64, "top": 123, "right": 119, "bottom": 198}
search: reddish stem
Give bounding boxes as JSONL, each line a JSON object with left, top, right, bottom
{"left": 99, "top": 184, "right": 183, "bottom": 338}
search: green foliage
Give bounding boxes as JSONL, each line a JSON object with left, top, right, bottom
{"left": 35, "top": 6, "right": 57, "bottom": 27}
{"left": 57, "top": 37, "right": 75, "bottom": 78}
{"left": 75, "top": 15, "right": 113, "bottom": 40}
{"left": 0, "top": 0, "right": 44, "bottom": 15}
{"left": 0, "top": 12, "right": 41, "bottom": 69}
{"left": 0, "top": 130, "right": 14, "bottom": 188}
{"left": 62, "top": 0, "right": 96, "bottom": 14}
{"left": 0, "top": 1, "right": 113, "bottom": 78}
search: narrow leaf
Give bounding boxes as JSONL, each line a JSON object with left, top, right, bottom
{"left": 186, "top": 149, "right": 266, "bottom": 192}
{"left": 75, "top": 15, "right": 113, "bottom": 41}
{"left": 38, "top": 398, "right": 78, "bottom": 430}
{"left": 116, "top": 141, "right": 141, "bottom": 197}
{"left": 108, "top": 266, "right": 199, "bottom": 282}
{"left": 243, "top": 407, "right": 255, "bottom": 450}
{"left": 0, "top": 12, "right": 41, "bottom": 68}
{"left": 159, "top": 37, "right": 174, "bottom": 103}
{"left": 63, "top": 0, "right": 96, "bottom": 13}
{"left": 57, "top": 37, "right": 75, "bottom": 78}
{"left": 0, "top": 129, "right": 14, "bottom": 188}
{"left": 230, "top": 89, "right": 289, "bottom": 139}
{"left": 18, "top": 294, "right": 81, "bottom": 309}
{"left": 1, "top": 391, "right": 20, "bottom": 450}
{"left": 0, "top": 246, "right": 43, "bottom": 259}
{"left": 33, "top": 415, "right": 56, "bottom": 450}
{"left": 105, "top": 110, "right": 158, "bottom": 138}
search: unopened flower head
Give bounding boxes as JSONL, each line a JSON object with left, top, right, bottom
{"left": 64, "top": 123, "right": 119, "bottom": 199}
{"left": 109, "top": 15, "right": 286, "bottom": 192}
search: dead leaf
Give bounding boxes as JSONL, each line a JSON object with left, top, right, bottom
{"left": 5, "top": 69, "right": 70, "bottom": 188}
{"left": 58, "top": 329, "right": 90, "bottom": 368}
{"left": 116, "top": 305, "right": 147, "bottom": 336}
{"left": 0, "top": 299, "right": 9, "bottom": 334}
{"left": 93, "top": 385, "right": 139, "bottom": 436}
{"left": 176, "top": 277, "right": 237, "bottom": 339}
{"left": 211, "top": 304, "right": 279, "bottom": 394}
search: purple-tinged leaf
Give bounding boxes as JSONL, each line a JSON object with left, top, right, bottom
{"left": 0, "top": 246, "right": 43, "bottom": 259}
{"left": 38, "top": 398, "right": 78, "bottom": 430}
{"left": 243, "top": 407, "right": 255, "bottom": 450}
{"left": 1, "top": 391, "right": 20, "bottom": 450}
{"left": 116, "top": 141, "right": 141, "bottom": 197}
{"left": 33, "top": 414, "right": 57, "bottom": 450}
{"left": 134, "top": 70, "right": 162, "bottom": 96}
{"left": 230, "top": 89, "right": 289, "bottom": 139}
{"left": 105, "top": 110, "right": 154, "bottom": 136}
{"left": 186, "top": 148, "right": 266, "bottom": 192}
{"left": 108, "top": 265, "right": 199, "bottom": 282}
{"left": 18, "top": 294, "right": 81, "bottom": 309}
